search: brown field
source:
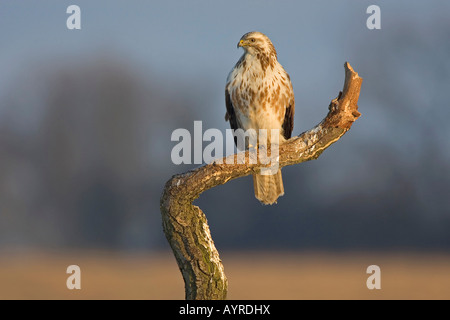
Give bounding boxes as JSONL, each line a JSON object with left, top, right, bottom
{"left": 1, "top": 250, "right": 450, "bottom": 300}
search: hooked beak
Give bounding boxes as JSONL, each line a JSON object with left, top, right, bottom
{"left": 237, "top": 39, "right": 246, "bottom": 49}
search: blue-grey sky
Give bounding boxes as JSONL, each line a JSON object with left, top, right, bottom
{"left": 1, "top": 1, "right": 449, "bottom": 133}
{"left": 1, "top": 1, "right": 448, "bottom": 146}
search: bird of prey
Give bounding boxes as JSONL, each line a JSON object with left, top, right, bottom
{"left": 225, "top": 31, "right": 295, "bottom": 205}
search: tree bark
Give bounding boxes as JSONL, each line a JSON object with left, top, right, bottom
{"left": 160, "top": 62, "right": 362, "bottom": 300}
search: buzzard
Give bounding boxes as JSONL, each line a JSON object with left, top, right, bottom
{"left": 225, "top": 31, "right": 295, "bottom": 205}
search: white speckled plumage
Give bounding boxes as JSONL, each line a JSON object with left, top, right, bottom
{"left": 225, "top": 31, "right": 295, "bottom": 205}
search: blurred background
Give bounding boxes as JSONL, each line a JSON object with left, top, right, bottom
{"left": 1, "top": 0, "right": 450, "bottom": 299}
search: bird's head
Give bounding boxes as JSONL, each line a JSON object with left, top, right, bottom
{"left": 237, "top": 31, "right": 277, "bottom": 59}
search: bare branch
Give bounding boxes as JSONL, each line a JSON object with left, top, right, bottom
{"left": 160, "top": 62, "right": 362, "bottom": 300}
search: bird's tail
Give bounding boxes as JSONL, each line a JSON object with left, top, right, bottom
{"left": 252, "top": 169, "right": 285, "bottom": 205}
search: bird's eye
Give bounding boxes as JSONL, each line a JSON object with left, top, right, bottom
{"left": 251, "top": 38, "right": 256, "bottom": 42}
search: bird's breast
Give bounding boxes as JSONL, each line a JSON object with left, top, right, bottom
{"left": 227, "top": 59, "right": 291, "bottom": 132}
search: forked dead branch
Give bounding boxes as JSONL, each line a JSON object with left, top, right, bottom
{"left": 160, "top": 62, "right": 363, "bottom": 300}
